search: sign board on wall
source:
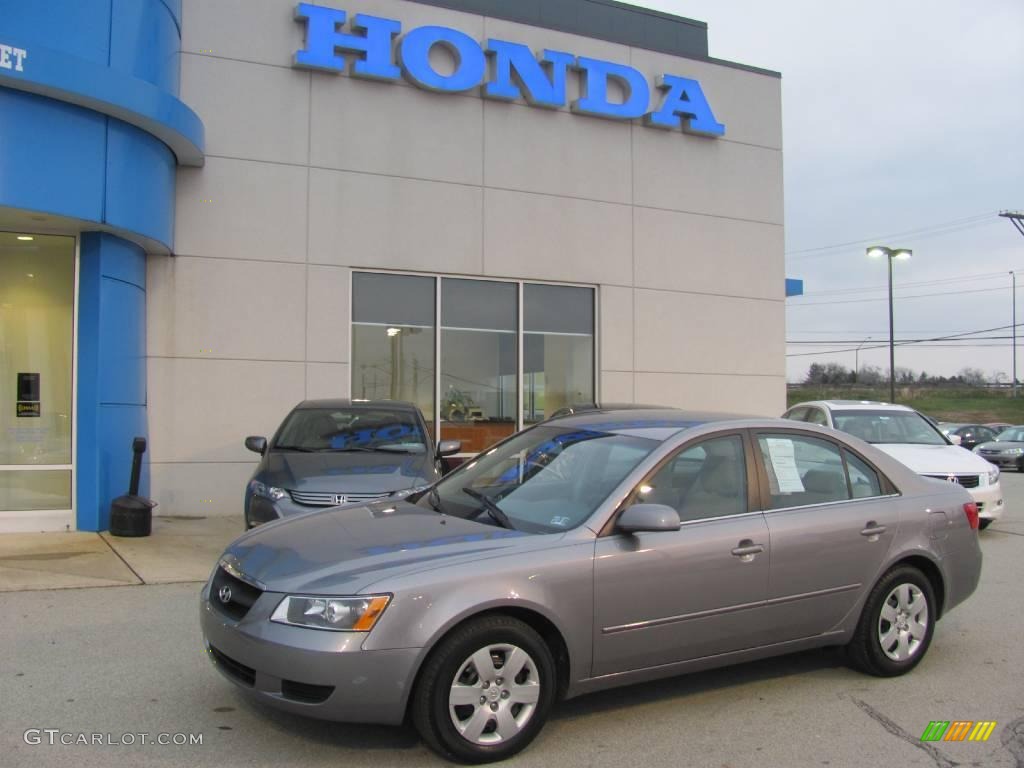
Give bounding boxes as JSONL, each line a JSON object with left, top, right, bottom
{"left": 292, "top": 3, "right": 726, "bottom": 137}
{"left": 16, "top": 372, "right": 40, "bottom": 418}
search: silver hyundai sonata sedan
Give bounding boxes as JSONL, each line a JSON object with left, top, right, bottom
{"left": 200, "top": 408, "right": 982, "bottom": 763}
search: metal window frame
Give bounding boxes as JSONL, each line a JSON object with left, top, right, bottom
{"left": 349, "top": 268, "right": 598, "bottom": 448}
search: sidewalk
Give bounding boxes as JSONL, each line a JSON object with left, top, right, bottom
{"left": 0, "top": 516, "right": 242, "bottom": 592}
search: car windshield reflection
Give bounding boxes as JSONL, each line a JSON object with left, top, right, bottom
{"left": 419, "top": 425, "right": 659, "bottom": 533}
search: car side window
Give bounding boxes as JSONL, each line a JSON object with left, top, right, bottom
{"left": 756, "top": 434, "right": 849, "bottom": 510}
{"left": 785, "top": 407, "right": 808, "bottom": 422}
{"left": 844, "top": 450, "right": 883, "bottom": 498}
{"left": 634, "top": 435, "right": 748, "bottom": 523}
{"left": 805, "top": 408, "right": 829, "bottom": 426}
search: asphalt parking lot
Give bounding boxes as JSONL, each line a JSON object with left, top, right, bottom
{"left": 5, "top": 477, "right": 1024, "bottom": 768}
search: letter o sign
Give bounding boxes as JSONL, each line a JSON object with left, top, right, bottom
{"left": 399, "top": 26, "right": 485, "bottom": 93}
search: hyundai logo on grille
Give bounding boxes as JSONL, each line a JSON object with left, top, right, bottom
{"left": 219, "top": 585, "right": 233, "bottom": 604}
{"left": 334, "top": 494, "right": 347, "bottom": 505}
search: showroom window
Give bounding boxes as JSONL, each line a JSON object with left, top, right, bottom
{"left": 524, "top": 283, "right": 595, "bottom": 425}
{"left": 351, "top": 273, "right": 595, "bottom": 454}
{"left": 351, "top": 273, "right": 436, "bottom": 432}
{"left": 441, "top": 278, "right": 518, "bottom": 452}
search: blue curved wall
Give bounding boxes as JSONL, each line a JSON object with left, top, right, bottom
{"left": 0, "top": 0, "right": 203, "bottom": 530}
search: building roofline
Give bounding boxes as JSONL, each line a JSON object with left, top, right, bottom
{"left": 408, "top": 0, "right": 781, "bottom": 79}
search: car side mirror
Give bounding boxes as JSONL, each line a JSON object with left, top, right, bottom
{"left": 948, "top": 434, "right": 962, "bottom": 446}
{"left": 438, "top": 440, "right": 462, "bottom": 457}
{"left": 617, "top": 504, "right": 681, "bottom": 534}
{"left": 245, "top": 436, "right": 268, "bottom": 455}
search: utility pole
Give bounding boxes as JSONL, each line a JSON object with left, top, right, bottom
{"left": 1001, "top": 212, "right": 1024, "bottom": 397}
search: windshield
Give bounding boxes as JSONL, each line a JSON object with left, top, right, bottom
{"left": 274, "top": 408, "right": 426, "bottom": 453}
{"left": 417, "top": 425, "right": 659, "bottom": 533}
{"left": 832, "top": 410, "right": 948, "bottom": 446}
{"left": 997, "top": 428, "right": 1024, "bottom": 442}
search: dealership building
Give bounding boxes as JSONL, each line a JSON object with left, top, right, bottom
{"left": 0, "top": 0, "right": 787, "bottom": 533}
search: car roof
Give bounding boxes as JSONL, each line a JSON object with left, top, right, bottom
{"left": 796, "top": 400, "right": 915, "bottom": 412}
{"left": 294, "top": 399, "right": 420, "bottom": 412}
{"left": 545, "top": 406, "right": 760, "bottom": 439}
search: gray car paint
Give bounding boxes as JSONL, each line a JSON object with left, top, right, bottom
{"left": 201, "top": 412, "right": 982, "bottom": 726}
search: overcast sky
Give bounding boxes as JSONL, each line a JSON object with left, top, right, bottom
{"left": 634, "top": 0, "right": 1024, "bottom": 382}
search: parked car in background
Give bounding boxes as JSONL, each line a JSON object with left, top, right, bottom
{"left": 203, "top": 408, "right": 982, "bottom": 763}
{"left": 985, "top": 422, "right": 1014, "bottom": 433}
{"left": 243, "top": 400, "right": 460, "bottom": 529}
{"left": 784, "top": 401, "right": 1004, "bottom": 528}
{"left": 974, "top": 426, "right": 1024, "bottom": 471}
{"left": 939, "top": 423, "right": 999, "bottom": 452}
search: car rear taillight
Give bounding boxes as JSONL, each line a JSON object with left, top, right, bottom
{"left": 963, "top": 502, "right": 980, "bottom": 531}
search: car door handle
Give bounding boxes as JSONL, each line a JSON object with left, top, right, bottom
{"left": 731, "top": 541, "right": 764, "bottom": 558}
{"left": 861, "top": 522, "right": 887, "bottom": 538}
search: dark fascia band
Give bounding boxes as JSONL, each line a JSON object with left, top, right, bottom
{"left": 407, "top": 0, "right": 780, "bottom": 78}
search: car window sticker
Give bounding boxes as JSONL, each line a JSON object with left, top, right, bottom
{"left": 765, "top": 438, "right": 805, "bottom": 493}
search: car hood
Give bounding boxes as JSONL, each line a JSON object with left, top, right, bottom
{"left": 874, "top": 443, "right": 996, "bottom": 475}
{"left": 975, "top": 441, "right": 1024, "bottom": 452}
{"left": 223, "top": 501, "right": 542, "bottom": 594}
{"left": 257, "top": 451, "right": 432, "bottom": 493}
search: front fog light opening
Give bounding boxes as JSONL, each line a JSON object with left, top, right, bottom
{"left": 271, "top": 595, "right": 391, "bottom": 632}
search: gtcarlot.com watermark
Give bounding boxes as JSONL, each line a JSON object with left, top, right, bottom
{"left": 24, "top": 729, "right": 203, "bottom": 747}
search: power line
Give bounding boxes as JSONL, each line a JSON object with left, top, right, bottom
{"left": 792, "top": 269, "right": 1021, "bottom": 299}
{"left": 785, "top": 323, "right": 1024, "bottom": 358}
{"left": 787, "top": 284, "right": 1009, "bottom": 308}
{"left": 785, "top": 212, "right": 997, "bottom": 261}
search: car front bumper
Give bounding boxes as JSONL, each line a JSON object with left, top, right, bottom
{"left": 966, "top": 481, "right": 1004, "bottom": 521}
{"left": 199, "top": 582, "right": 420, "bottom": 725}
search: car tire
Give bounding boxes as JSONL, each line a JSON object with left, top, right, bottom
{"left": 410, "top": 614, "right": 556, "bottom": 764}
{"left": 847, "top": 565, "right": 936, "bottom": 677}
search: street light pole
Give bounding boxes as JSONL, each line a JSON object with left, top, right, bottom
{"left": 887, "top": 254, "right": 895, "bottom": 402}
{"left": 868, "top": 246, "right": 912, "bottom": 404}
{"left": 1012, "top": 271, "right": 1017, "bottom": 398}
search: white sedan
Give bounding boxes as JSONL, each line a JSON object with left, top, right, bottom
{"left": 784, "top": 400, "right": 1003, "bottom": 528}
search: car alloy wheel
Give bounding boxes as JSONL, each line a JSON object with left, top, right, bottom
{"left": 411, "top": 615, "right": 555, "bottom": 763}
{"left": 448, "top": 644, "right": 541, "bottom": 745}
{"left": 847, "top": 565, "right": 935, "bottom": 677}
{"left": 877, "top": 583, "right": 928, "bottom": 662}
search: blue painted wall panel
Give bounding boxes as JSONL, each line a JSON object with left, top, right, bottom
{"left": 0, "top": 90, "right": 106, "bottom": 222}
{"left": 111, "top": 0, "right": 182, "bottom": 94}
{"left": 106, "top": 120, "right": 177, "bottom": 249}
{"left": 98, "top": 280, "right": 146, "bottom": 406}
{"left": 0, "top": 0, "right": 111, "bottom": 64}
{"left": 77, "top": 233, "right": 148, "bottom": 532}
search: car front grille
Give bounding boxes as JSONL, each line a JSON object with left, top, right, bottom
{"left": 289, "top": 490, "right": 390, "bottom": 507}
{"left": 210, "top": 566, "right": 263, "bottom": 621}
{"left": 209, "top": 645, "right": 255, "bottom": 687}
{"left": 923, "top": 474, "right": 981, "bottom": 489}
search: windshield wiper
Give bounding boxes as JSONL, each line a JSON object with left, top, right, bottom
{"left": 318, "top": 446, "right": 375, "bottom": 453}
{"left": 461, "top": 486, "right": 516, "bottom": 530}
{"left": 274, "top": 445, "right": 316, "bottom": 452}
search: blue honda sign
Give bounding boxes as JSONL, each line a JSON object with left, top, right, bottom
{"left": 293, "top": 3, "right": 725, "bottom": 137}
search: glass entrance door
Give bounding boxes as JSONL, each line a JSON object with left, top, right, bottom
{"left": 0, "top": 233, "right": 75, "bottom": 532}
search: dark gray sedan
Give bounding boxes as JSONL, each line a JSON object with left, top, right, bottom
{"left": 242, "top": 399, "right": 460, "bottom": 529}
{"left": 203, "top": 408, "right": 982, "bottom": 763}
{"left": 974, "top": 426, "right": 1024, "bottom": 470}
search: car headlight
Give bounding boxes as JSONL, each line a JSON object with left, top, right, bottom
{"left": 390, "top": 484, "right": 431, "bottom": 500}
{"left": 249, "top": 481, "right": 287, "bottom": 501}
{"left": 1008, "top": 448, "right": 1024, "bottom": 455}
{"left": 988, "top": 466, "right": 1000, "bottom": 485}
{"left": 270, "top": 595, "right": 391, "bottom": 632}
